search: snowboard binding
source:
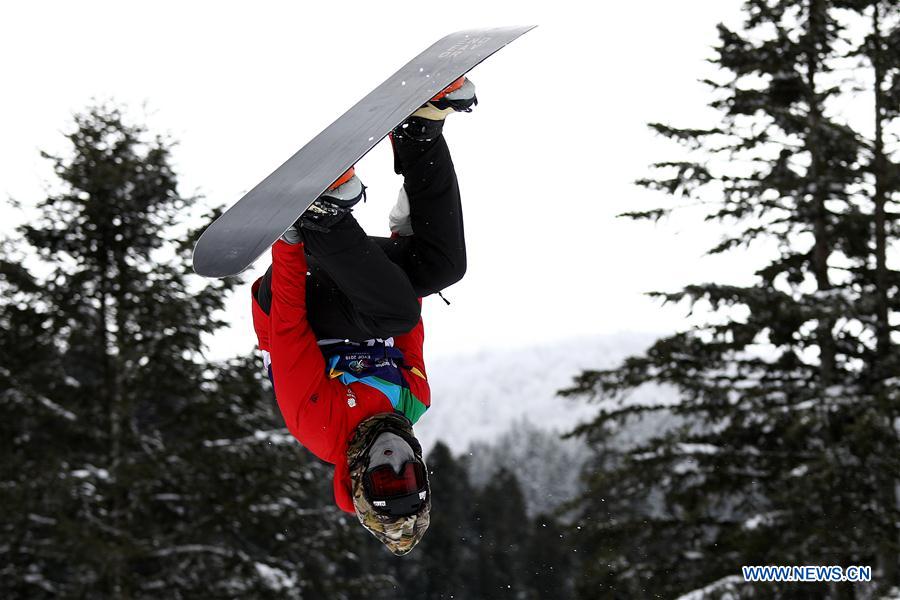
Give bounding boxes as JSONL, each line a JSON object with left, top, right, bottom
{"left": 283, "top": 168, "right": 366, "bottom": 240}
{"left": 392, "top": 77, "right": 477, "bottom": 142}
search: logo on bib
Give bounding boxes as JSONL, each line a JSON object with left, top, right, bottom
{"left": 349, "top": 358, "right": 372, "bottom": 373}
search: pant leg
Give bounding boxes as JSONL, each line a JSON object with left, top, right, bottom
{"left": 255, "top": 134, "right": 465, "bottom": 338}
{"left": 255, "top": 262, "right": 387, "bottom": 341}
{"left": 301, "top": 213, "right": 421, "bottom": 338}
{"left": 378, "top": 134, "right": 467, "bottom": 297}
{"left": 256, "top": 215, "right": 421, "bottom": 341}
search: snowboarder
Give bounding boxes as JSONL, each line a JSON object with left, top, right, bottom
{"left": 249, "top": 77, "right": 476, "bottom": 555}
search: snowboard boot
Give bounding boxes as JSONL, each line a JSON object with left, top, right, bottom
{"left": 282, "top": 167, "right": 366, "bottom": 241}
{"left": 392, "top": 77, "right": 477, "bottom": 143}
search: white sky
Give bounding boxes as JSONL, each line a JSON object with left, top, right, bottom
{"left": 0, "top": 0, "right": 758, "bottom": 360}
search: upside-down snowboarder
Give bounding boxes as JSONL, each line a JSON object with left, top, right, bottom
{"left": 250, "top": 78, "right": 476, "bottom": 555}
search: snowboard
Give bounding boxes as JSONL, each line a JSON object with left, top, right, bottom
{"left": 192, "top": 26, "right": 535, "bottom": 278}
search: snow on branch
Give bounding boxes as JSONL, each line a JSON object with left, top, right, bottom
{"left": 2, "top": 388, "right": 77, "bottom": 421}
{"left": 148, "top": 544, "right": 248, "bottom": 560}
{"left": 674, "top": 575, "right": 745, "bottom": 600}
{"left": 203, "top": 429, "right": 294, "bottom": 448}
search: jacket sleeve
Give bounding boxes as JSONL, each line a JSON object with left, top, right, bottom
{"left": 268, "top": 240, "right": 346, "bottom": 452}
{"left": 393, "top": 308, "right": 431, "bottom": 409}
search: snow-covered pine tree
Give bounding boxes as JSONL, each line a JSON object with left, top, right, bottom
{"left": 471, "top": 467, "right": 532, "bottom": 598}
{"left": 844, "top": 0, "right": 900, "bottom": 586}
{"left": 525, "top": 513, "right": 576, "bottom": 600}
{"left": 562, "top": 1, "right": 900, "bottom": 598}
{"left": 414, "top": 441, "right": 478, "bottom": 599}
{"left": 465, "top": 419, "right": 589, "bottom": 519}
{"left": 0, "top": 240, "right": 79, "bottom": 596}
{"left": 0, "top": 107, "right": 351, "bottom": 598}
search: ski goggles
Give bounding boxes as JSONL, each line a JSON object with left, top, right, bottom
{"left": 363, "top": 460, "right": 428, "bottom": 517}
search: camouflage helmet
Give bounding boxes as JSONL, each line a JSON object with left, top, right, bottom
{"left": 346, "top": 412, "right": 431, "bottom": 556}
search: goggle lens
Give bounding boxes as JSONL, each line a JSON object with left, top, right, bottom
{"left": 367, "top": 462, "right": 425, "bottom": 498}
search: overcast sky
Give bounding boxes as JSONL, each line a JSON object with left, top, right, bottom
{"left": 1, "top": 0, "right": 757, "bottom": 360}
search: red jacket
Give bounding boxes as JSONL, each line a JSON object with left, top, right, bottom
{"left": 250, "top": 240, "right": 430, "bottom": 513}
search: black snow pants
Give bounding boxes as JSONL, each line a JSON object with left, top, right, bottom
{"left": 256, "top": 134, "right": 466, "bottom": 341}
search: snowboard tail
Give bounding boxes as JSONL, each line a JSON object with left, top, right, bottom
{"left": 192, "top": 26, "right": 535, "bottom": 278}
